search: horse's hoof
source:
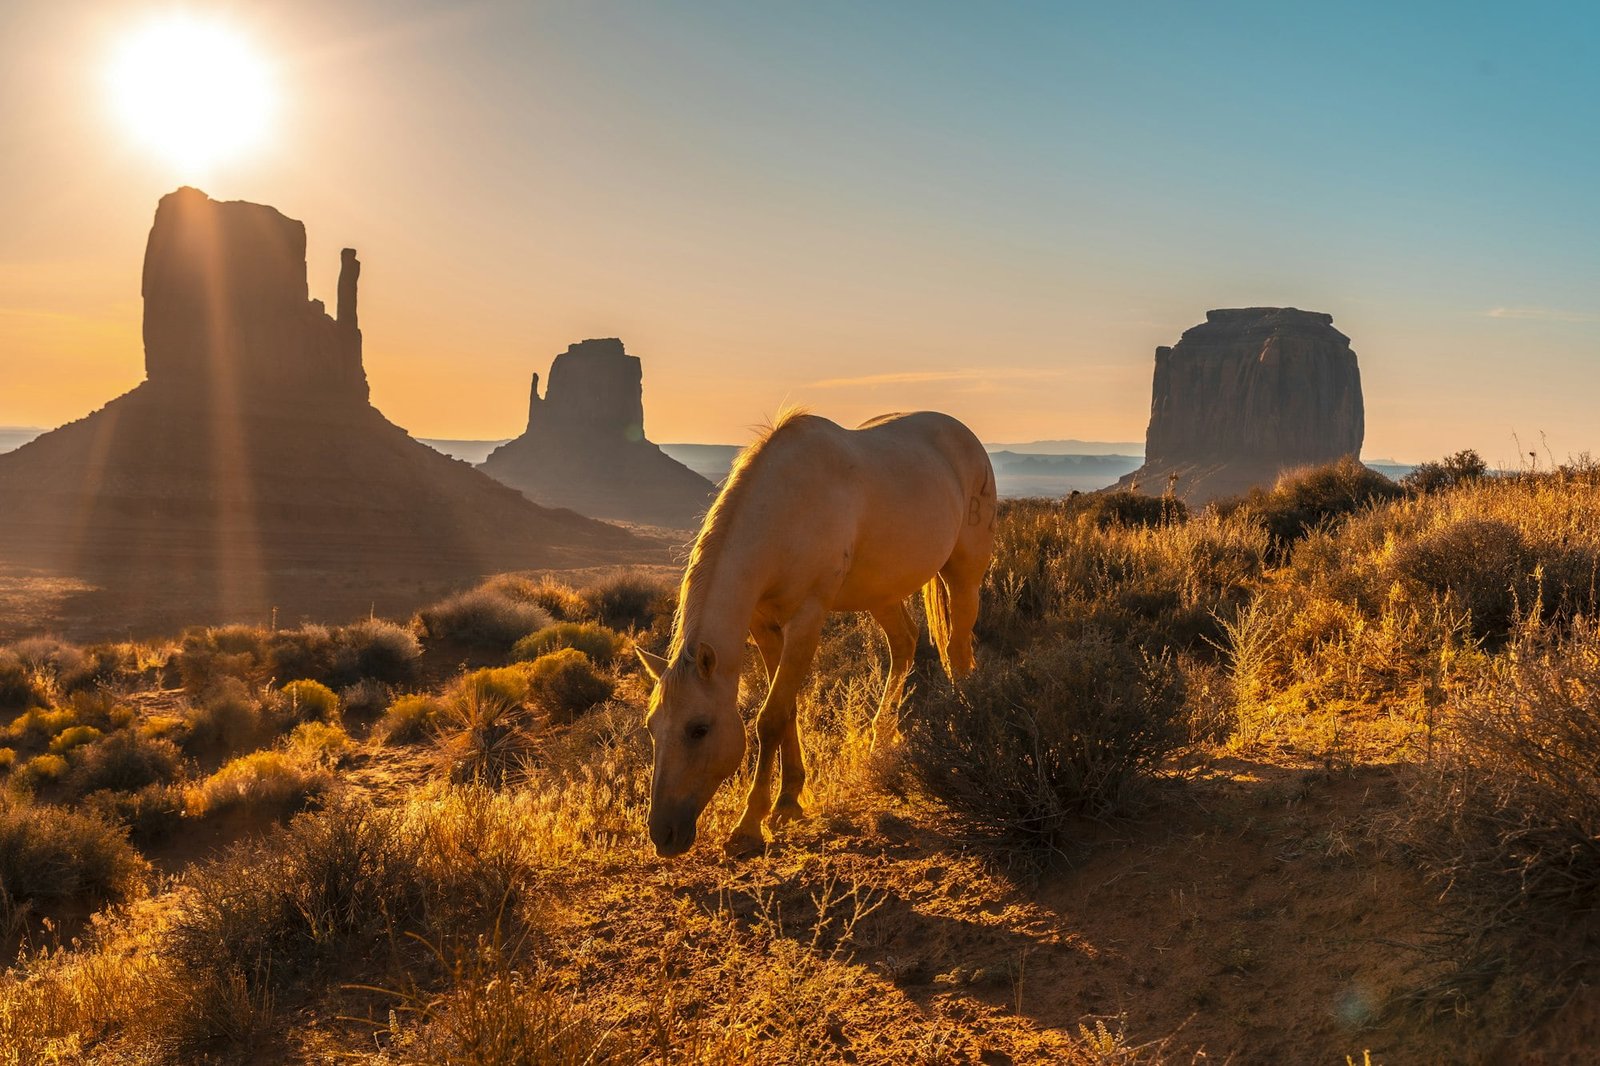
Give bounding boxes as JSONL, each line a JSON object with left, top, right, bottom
{"left": 768, "top": 799, "right": 807, "bottom": 826}
{"left": 722, "top": 831, "right": 767, "bottom": 859}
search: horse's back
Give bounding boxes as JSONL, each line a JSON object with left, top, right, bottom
{"left": 849, "top": 411, "right": 992, "bottom": 496}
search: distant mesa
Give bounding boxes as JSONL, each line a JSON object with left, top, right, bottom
{"left": 480, "top": 339, "right": 717, "bottom": 529}
{"left": 1116, "top": 307, "right": 1366, "bottom": 503}
{"left": 0, "top": 188, "right": 648, "bottom": 629}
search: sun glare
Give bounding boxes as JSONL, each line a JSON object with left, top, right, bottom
{"left": 107, "top": 16, "right": 276, "bottom": 176}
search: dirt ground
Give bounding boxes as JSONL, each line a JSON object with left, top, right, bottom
{"left": 315, "top": 739, "right": 1594, "bottom": 1064}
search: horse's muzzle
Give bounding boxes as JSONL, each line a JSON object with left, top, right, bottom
{"left": 649, "top": 805, "right": 698, "bottom": 858}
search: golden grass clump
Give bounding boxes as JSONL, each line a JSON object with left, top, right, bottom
{"left": 185, "top": 749, "right": 334, "bottom": 816}
{"left": 523, "top": 648, "right": 616, "bottom": 723}
{"left": 380, "top": 692, "right": 447, "bottom": 744}
{"left": 511, "top": 621, "right": 628, "bottom": 665}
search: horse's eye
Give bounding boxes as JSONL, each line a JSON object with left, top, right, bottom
{"left": 686, "top": 721, "right": 711, "bottom": 742}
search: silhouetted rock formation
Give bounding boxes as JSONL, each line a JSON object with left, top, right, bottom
{"left": 1117, "top": 308, "right": 1365, "bottom": 502}
{"left": 480, "top": 339, "right": 716, "bottom": 528}
{"left": 0, "top": 189, "right": 651, "bottom": 629}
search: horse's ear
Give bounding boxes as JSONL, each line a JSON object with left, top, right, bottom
{"left": 695, "top": 641, "right": 716, "bottom": 680}
{"left": 636, "top": 648, "right": 668, "bottom": 683}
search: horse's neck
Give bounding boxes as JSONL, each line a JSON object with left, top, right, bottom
{"left": 680, "top": 527, "right": 767, "bottom": 660}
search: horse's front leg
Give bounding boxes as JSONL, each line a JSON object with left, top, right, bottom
{"left": 727, "top": 602, "right": 824, "bottom": 856}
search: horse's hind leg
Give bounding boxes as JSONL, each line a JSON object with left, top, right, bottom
{"left": 868, "top": 599, "right": 919, "bottom": 749}
{"left": 728, "top": 602, "right": 825, "bottom": 856}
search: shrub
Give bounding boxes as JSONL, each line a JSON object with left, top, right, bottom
{"left": 66, "top": 730, "right": 184, "bottom": 797}
{"left": 263, "top": 624, "right": 336, "bottom": 684}
{"left": 518, "top": 576, "right": 592, "bottom": 622}
{"left": 0, "top": 651, "right": 44, "bottom": 710}
{"left": 1403, "top": 448, "right": 1490, "bottom": 495}
{"left": 380, "top": 693, "right": 446, "bottom": 744}
{"left": 1066, "top": 490, "right": 1188, "bottom": 530}
{"left": 6, "top": 637, "right": 107, "bottom": 694}
{"left": 6, "top": 706, "right": 77, "bottom": 746}
{"left": 139, "top": 714, "right": 188, "bottom": 742}
{"left": 183, "top": 678, "right": 265, "bottom": 754}
{"left": 0, "top": 795, "right": 145, "bottom": 905}
{"left": 511, "top": 622, "right": 627, "bottom": 665}
{"left": 977, "top": 498, "right": 1267, "bottom": 655}
{"left": 285, "top": 721, "right": 351, "bottom": 766}
{"left": 162, "top": 795, "right": 550, "bottom": 1055}
{"left": 578, "top": 572, "right": 674, "bottom": 632}
{"left": 1220, "top": 457, "right": 1404, "bottom": 552}
{"left": 16, "top": 754, "right": 69, "bottom": 789}
{"left": 440, "top": 673, "right": 537, "bottom": 786}
{"left": 907, "top": 635, "right": 1186, "bottom": 852}
{"left": 49, "top": 725, "right": 103, "bottom": 754}
{"left": 177, "top": 625, "right": 267, "bottom": 692}
{"left": 1408, "top": 617, "right": 1600, "bottom": 927}
{"left": 340, "top": 618, "right": 423, "bottom": 683}
{"left": 418, "top": 586, "right": 553, "bottom": 651}
{"left": 524, "top": 649, "right": 616, "bottom": 723}
{"left": 340, "top": 678, "right": 391, "bottom": 717}
{"left": 275, "top": 679, "right": 341, "bottom": 724}
{"left": 0, "top": 748, "right": 13, "bottom": 772}
{"left": 186, "top": 750, "right": 333, "bottom": 816}
{"left": 83, "top": 782, "right": 187, "bottom": 845}
{"left": 1392, "top": 517, "right": 1536, "bottom": 641}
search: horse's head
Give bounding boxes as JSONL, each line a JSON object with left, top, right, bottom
{"left": 638, "top": 642, "right": 744, "bottom": 857}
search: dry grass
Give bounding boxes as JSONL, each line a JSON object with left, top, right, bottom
{"left": 7, "top": 471, "right": 1600, "bottom": 1060}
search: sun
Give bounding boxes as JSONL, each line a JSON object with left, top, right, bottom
{"left": 107, "top": 16, "right": 276, "bottom": 176}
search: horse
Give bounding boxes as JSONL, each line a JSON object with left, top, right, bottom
{"left": 636, "top": 409, "right": 996, "bottom": 858}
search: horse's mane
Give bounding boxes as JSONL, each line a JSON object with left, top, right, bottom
{"left": 669, "top": 406, "right": 811, "bottom": 659}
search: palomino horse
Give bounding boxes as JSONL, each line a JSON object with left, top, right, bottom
{"left": 637, "top": 410, "right": 995, "bottom": 857}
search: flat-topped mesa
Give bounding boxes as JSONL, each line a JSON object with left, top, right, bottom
{"left": 481, "top": 338, "right": 716, "bottom": 528}
{"left": 140, "top": 187, "right": 367, "bottom": 406}
{"left": 1118, "top": 307, "right": 1367, "bottom": 502}
{"left": 1145, "top": 306, "right": 1363, "bottom": 465}
{"left": 526, "top": 338, "right": 647, "bottom": 443}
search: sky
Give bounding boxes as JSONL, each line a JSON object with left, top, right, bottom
{"left": 1, "top": 1, "right": 1596, "bottom": 462}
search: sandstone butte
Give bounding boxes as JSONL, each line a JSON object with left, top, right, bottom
{"left": 479, "top": 338, "right": 717, "bottom": 529}
{"left": 0, "top": 188, "right": 651, "bottom": 626}
{"left": 1117, "top": 307, "right": 1366, "bottom": 503}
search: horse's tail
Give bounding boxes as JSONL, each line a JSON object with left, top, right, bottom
{"left": 921, "top": 574, "right": 955, "bottom": 681}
